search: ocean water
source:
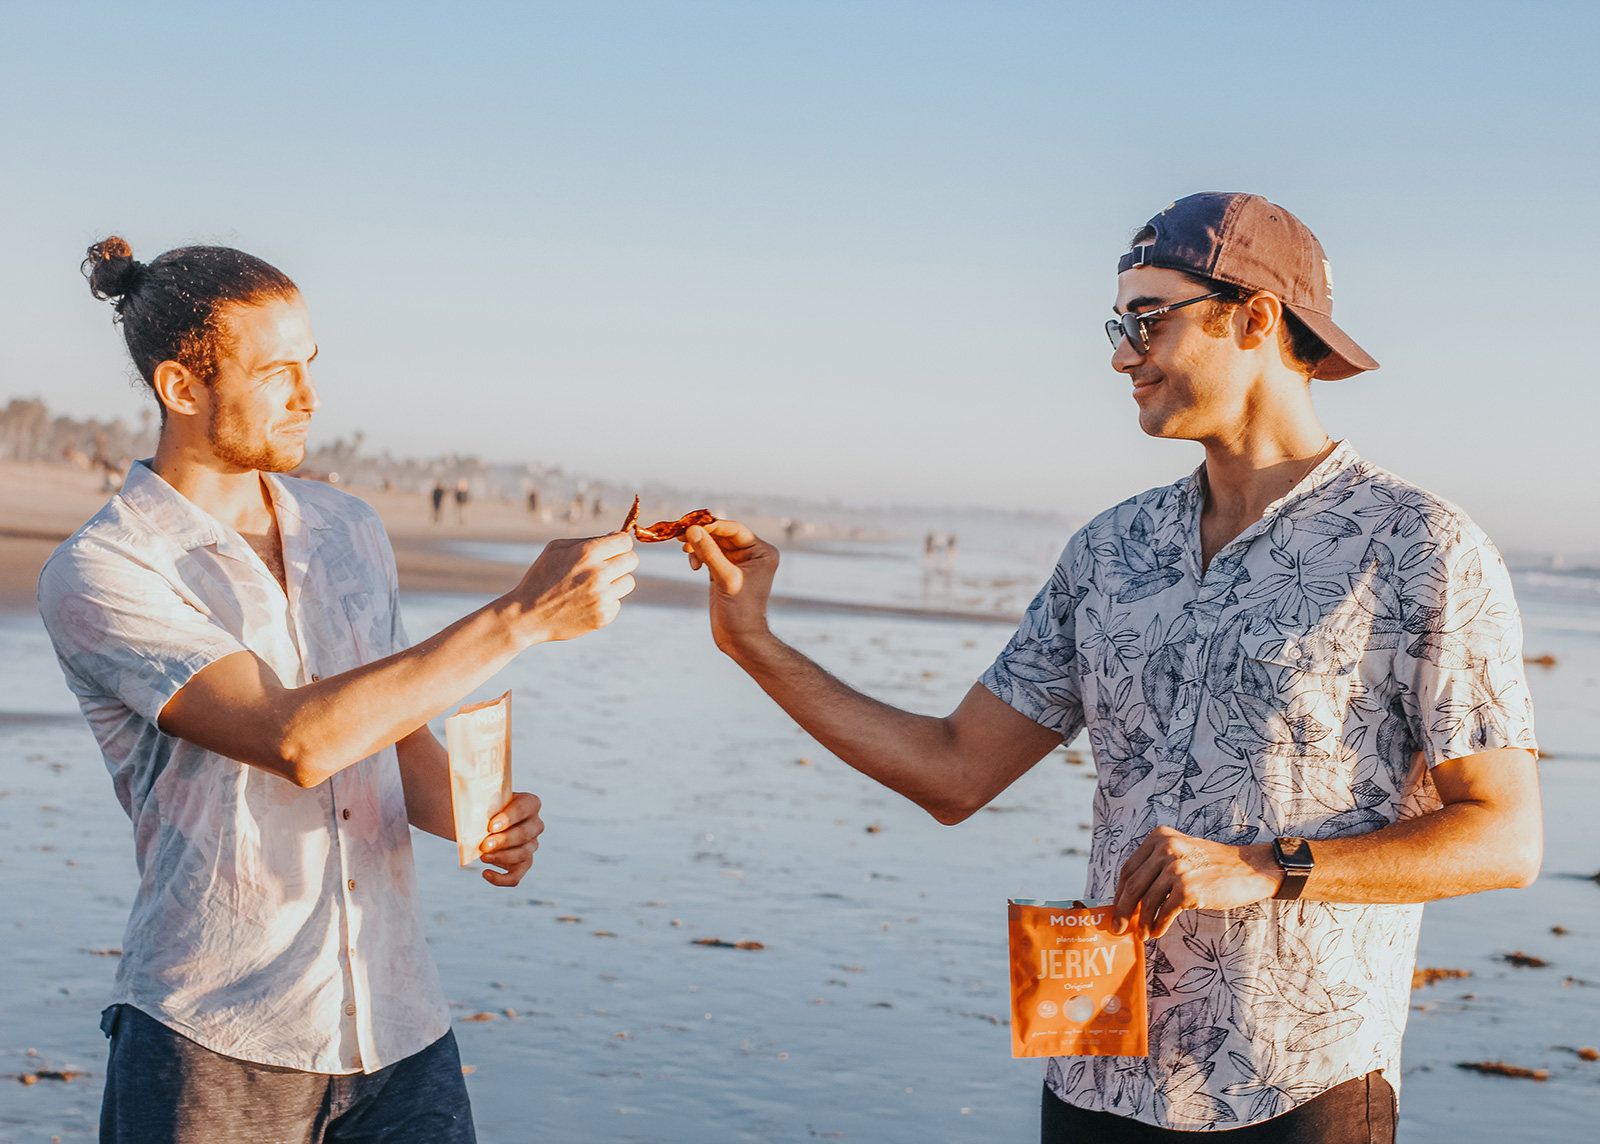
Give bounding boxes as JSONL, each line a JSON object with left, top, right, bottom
{"left": 1, "top": 536, "right": 1596, "bottom": 1143}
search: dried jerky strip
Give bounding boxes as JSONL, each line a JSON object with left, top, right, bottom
{"left": 634, "top": 509, "right": 717, "bottom": 542}
{"left": 620, "top": 495, "right": 641, "bottom": 534}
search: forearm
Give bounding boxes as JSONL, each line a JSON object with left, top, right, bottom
{"left": 1288, "top": 793, "right": 1542, "bottom": 904}
{"left": 160, "top": 532, "right": 637, "bottom": 788}
{"left": 691, "top": 519, "right": 1057, "bottom": 822}
{"left": 729, "top": 632, "right": 991, "bottom": 823}
{"left": 163, "top": 598, "right": 527, "bottom": 787}
{"left": 277, "top": 601, "right": 528, "bottom": 785}
{"left": 396, "top": 725, "right": 456, "bottom": 839}
{"left": 1115, "top": 749, "right": 1542, "bottom": 934}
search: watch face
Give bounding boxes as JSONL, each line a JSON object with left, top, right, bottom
{"left": 1275, "top": 836, "right": 1313, "bottom": 871}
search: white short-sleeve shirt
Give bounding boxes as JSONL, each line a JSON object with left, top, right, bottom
{"left": 982, "top": 442, "right": 1537, "bottom": 1130}
{"left": 38, "top": 461, "right": 450, "bottom": 1074}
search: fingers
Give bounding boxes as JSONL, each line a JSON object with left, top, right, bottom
{"left": 1112, "top": 833, "right": 1161, "bottom": 933}
{"left": 601, "top": 547, "right": 640, "bottom": 578}
{"left": 684, "top": 525, "right": 744, "bottom": 593}
{"left": 480, "top": 793, "right": 543, "bottom": 887}
{"left": 481, "top": 845, "right": 532, "bottom": 886}
{"left": 1147, "top": 881, "right": 1187, "bottom": 938}
{"left": 699, "top": 518, "right": 762, "bottom": 549}
{"left": 521, "top": 533, "right": 640, "bottom": 641}
{"left": 601, "top": 549, "right": 639, "bottom": 604}
{"left": 487, "top": 791, "right": 540, "bottom": 833}
{"left": 583, "top": 531, "right": 636, "bottom": 560}
{"left": 482, "top": 793, "right": 544, "bottom": 847}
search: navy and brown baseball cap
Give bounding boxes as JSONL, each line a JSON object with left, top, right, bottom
{"left": 1118, "top": 192, "right": 1379, "bottom": 380}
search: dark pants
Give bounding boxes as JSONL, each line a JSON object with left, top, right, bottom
{"left": 1042, "top": 1071, "right": 1395, "bottom": 1144}
{"left": 99, "top": 1005, "right": 475, "bottom": 1144}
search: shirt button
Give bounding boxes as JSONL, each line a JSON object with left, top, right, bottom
{"left": 344, "top": 1003, "right": 357, "bottom": 1016}
{"left": 342, "top": 808, "right": 351, "bottom": 820}
{"left": 1158, "top": 794, "right": 1176, "bottom": 808}
{"left": 347, "top": 879, "right": 356, "bottom": 891}
{"left": 1176, "top": 707, "right": 1191, "bottom": 721}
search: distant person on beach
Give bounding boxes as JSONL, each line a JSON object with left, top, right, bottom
{"left": 38, "top": 237, "right": 637, "bottom": 1144}
{"left": 681, "top": 193, "right": 1540, "bottom": 1142}
{"left": 431, "top": 480, "right": 445, "bottom": 523}
{"left": 454, "top": 477, "right": 470, "bottom": 525}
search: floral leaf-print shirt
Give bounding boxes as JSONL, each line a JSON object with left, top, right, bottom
{"left": 37, "top": 461, "right": 449, "bottom": 1074}
{"left": 981, "top": 443, "right": 1536, "bottom": 1130}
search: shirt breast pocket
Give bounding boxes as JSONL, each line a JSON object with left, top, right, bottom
{"left": 1240, "top": 630, "right": 1378, "bottom": 836}
{"left": 1240, "top": 629, "right": 1360, "bottom": 743}
{"left": 338, "top": 591, "right": 393, "bottom": 665}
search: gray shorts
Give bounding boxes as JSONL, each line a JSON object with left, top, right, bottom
{"left": 99, "top": 1005, "right": 475, "bottom": 1144}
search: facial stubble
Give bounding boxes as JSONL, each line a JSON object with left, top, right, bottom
{"left": 207, "top": 399, "right": 307, "bottom": 473}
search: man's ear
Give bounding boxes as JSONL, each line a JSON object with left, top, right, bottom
{"left": 1237, "top": 291, "right": 1284, "bottom": 351}
{"left": 150, "top": 360, "right": 206, "bottom": 419}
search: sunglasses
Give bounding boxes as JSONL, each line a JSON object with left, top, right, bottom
{"left": 1104, "top": 292, "right": 1222, "bottom": 354}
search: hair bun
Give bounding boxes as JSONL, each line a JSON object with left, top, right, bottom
{"left": 83, "top": 236, "right": 146, "bottom": 300}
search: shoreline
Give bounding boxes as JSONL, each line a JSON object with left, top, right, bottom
{"left": 0, "top": 461, "right": 1019, "bottom": 625}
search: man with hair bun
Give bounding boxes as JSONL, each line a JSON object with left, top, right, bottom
{"left": 41, "top": 237, "right": 639, "bottom": 1143}
{"left": 681, "top": 193, "right": 1542, "bottom": 1141}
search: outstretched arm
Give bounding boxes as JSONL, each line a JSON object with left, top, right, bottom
{"left": 159, "top": 533, "right": 638, "bottom": 788}
{"left": 683, "top": 521, "right": 1060, "bottom": 822}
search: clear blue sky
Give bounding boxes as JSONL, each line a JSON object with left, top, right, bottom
{"left": 1, "top": 1, "right": 1595, "bottom": 552}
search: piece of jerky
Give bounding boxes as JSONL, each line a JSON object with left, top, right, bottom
{"left": 634, "top": 509, "right": 717, "bottom": 543}
{"left": 620, "top": 495, "right": 641, "bottom": 534}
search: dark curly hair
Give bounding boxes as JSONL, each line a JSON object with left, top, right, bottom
{"left": 82, "top": 237, "right": 299, "bottom": 416}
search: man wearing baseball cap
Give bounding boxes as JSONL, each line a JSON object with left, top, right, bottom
{"left": 681, "top": 192, "right": 1542, "bottom": 1140}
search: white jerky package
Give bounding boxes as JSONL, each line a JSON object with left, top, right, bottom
{"left": 445, "top": 690, "right": 513, "bottom": 867}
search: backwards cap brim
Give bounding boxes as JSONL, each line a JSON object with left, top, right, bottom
{"left": 1285, "top": 303, "right": 1379, "bottom": 381}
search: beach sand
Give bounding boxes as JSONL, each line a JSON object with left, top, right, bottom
{"left": 0, "top": 459, "right": 615, "bottom": 609}
{"left": 0, "top": 461, "right": 1016, "bottom": 623}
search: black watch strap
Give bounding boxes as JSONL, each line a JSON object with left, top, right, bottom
{"left": 1272, "top": 836, "right": 1313, "bottom": 901}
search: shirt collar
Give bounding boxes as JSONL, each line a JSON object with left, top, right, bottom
{"left": 117, "top": 460, "right": 230, "bottom": 552}
{"left": 262, "top": 472, "right": 334, "bottom": 533}
{"left": 1183, "top": 440, "right": 1360, "bottom": 520}
{"left": 117, "top": 460, "right": 333, "bottom": 554}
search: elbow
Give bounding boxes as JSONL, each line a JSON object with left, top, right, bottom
{"left": 1506, "top": 842, "right": 1542, "bottom": 890}
{"left": 1507, "top": 815, "right": 1544, "bottom": 888}
{"left": 287, "top": 767, "right": 329, "bottom": 790}
{"left": 274, "top": 733, "right": 334, "bottom": 789}
{"left": 926, "top": 792, "right": 983, "bottom": 827}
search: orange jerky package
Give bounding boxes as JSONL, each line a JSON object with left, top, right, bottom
{"left": 1008, "top": 899, "right": 1147, "bottom": 1058}
{"left": 445, "top": 691, "right": 513, "bottom": 867}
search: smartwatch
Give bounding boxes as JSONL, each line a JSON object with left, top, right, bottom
{"left": 1272, "top": 836, "right": 1314, "bottom": 900}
